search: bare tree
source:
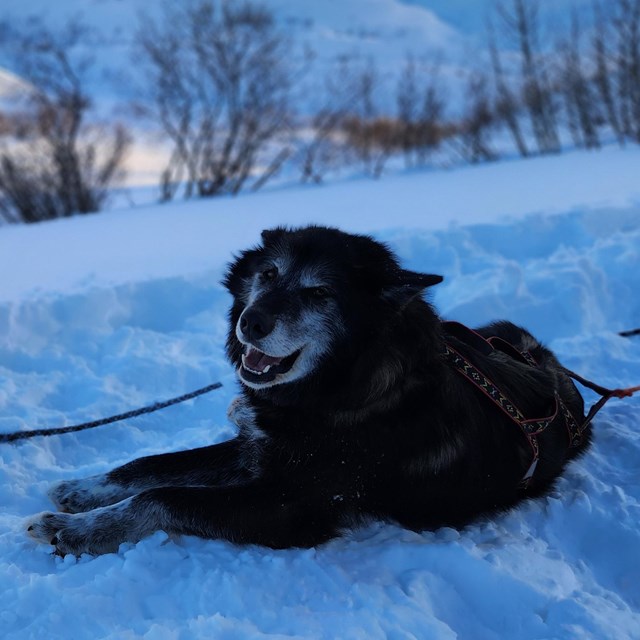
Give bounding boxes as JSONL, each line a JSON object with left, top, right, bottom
{"left": 487, "top": 19, "right": 530, "bottom": 157}
{"left": 415, "top": 58, "right": 447, "bottom": 165}
{"left": 297, "top": 59, "right": 358, "bottom": 184}
{"left": 592, "top": 1, "right": 624, "bottom": 144}
{"left": 588, "top": 0, "right": 640, "bottom": 145}
{"left": 496, "top": 0, "right": 560, "bottom": 154}
{"left": 396, "top": 55, "right": 421, "bottom": 167}
{"left": 0, "top": 19, "right": 130, "bottom": 224}
{"left": 298, "top": 108, "right": 348, "bottom": 184}
{"left": 136, "top": 0, "right": 295, "bottom": 200}
{"left": 612, "top": 0, "right": 640, "bottom": 141}
{"left": 457, "top": 71, "right": 498, "bottom": 163}
{"left": 392, "top": 54, "right": 448, "bottom": 168}
{"left": 556, "top": 11, "right": 600, "bottom": 149}
{"left": 342, "top": 61, "right": 389, "bottom": 177}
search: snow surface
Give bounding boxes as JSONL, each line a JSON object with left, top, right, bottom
{"left": 1, "top": 146, "right": 640, "bottom": 639}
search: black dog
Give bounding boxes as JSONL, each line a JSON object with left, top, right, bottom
{"left": 27, "top": 226, "right": 589, "bottom": 555}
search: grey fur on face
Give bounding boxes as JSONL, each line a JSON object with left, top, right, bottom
{"left": 235, "top": 258, "right": 345, "bottom": 389}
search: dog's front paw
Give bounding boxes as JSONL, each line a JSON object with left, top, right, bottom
{"left": 227, "top": 395, "right": 260, "bottom": 434}
{"left": 48, "top": 479, "right": 95, "bottom": 513}
{"left": 26, "top": 511, "right": 92, "bottom": 556}
{"left": 27, "top": 511, "right": 67, "bottom": 545}
{"left": 48, "top": 476, "right": 131, "bottom": 513}
{"left": 26, "top": 500, "right": 143, "bottom": 556}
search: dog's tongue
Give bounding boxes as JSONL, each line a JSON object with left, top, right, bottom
{"left": 244, "top": 347, "right": 282, "bottom": 372}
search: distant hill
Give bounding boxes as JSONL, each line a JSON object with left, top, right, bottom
{"left": 0, "top": 0, "right": 613, "bottom": 106}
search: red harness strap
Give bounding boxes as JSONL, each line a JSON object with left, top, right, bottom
{"left": 559, "top": 367, "right": 640, "bottom": 434}
{"left": 442, "top": 322, "right": 640, "bottom": 488}
{"left": 443, "top": 341, "right": 556, "bottom": 488}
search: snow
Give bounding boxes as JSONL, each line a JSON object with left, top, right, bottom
{"left": 1, "top": 145, "right": 639, "bottom": 303}
{"left": 0, "top": 0, "right": 465, "bottom": 111}
{"left": 0, "top": 0, "right": 621, "bottom": 189}
{"left": 1, "top": 146, "right": 640, "bottom": 638}
{"left": 401, "top": 0, "right": 609, "bottom": 37}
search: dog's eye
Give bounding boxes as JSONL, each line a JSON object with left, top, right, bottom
{"left": 261, "top": 267, "right": 277, "bottom": 281}
{"left": 307, "top": 286, "right": 331, "bottom": 299}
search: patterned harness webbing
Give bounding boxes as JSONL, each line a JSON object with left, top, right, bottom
{"left": 442, "top": 323, "right": 585, "bottom": 488}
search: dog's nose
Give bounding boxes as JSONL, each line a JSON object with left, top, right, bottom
{"left": 239, "top": 308, "right": 276, "bottom": 341}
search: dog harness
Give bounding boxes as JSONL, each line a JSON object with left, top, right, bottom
{"left": 441, "top": 322, "right": 639, "bottom": 489}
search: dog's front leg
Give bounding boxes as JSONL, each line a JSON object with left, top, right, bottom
{"left": 27, "top": 495, "right": 163, "bottom": 556}
{"left": 30, "top": 484, "right": 343, "bottom": 555}
{"left": 49, "top": 439, "right": 251, "bottom": 514}
{"left": 139, "top": 484, "right": 344, "bottom": 549}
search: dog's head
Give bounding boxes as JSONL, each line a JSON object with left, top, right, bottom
{"left": 223, "top": 226, "right": 442, "bottom": 393}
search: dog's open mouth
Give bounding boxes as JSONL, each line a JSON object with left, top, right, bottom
{"left": 240, "top": 346, "right": 301, "bottom": 384}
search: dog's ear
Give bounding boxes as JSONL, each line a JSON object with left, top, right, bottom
{"left": 382, "top": 269, "right": 443, "bottom": 304}
{"left": 224, "top": 228, "right": 287, "bottom": 295}
{"left": 261, "top": 227, "right": 286, "bottom": 246}
{"left": 392, "top": 269, "right": 443, "bottom": 289}
{"left": 222, "top": 248, "right": 263, "bottom": 296}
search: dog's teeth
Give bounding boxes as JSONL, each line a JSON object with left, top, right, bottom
{"left": 243, "top": 364, "right": 264, "bottom": 375}
{"left": 263, "top": 365, "right": 271, "bottom": 373}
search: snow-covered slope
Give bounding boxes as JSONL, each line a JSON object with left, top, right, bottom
{"left": 402, "top": 0, "right": 609, "bottom": 37}
{"left": 1, "top": 147, "right": 640, "bottom": 639}
{"left": 0, "top": 0, "right": 464, "bottom": 107}
{"left": 0, "top": 0, "right": 620, "bottom": 189}
{"left": 1, "top": 145, "right": 638, "bottom": 303}
{"left": 2, "top": 0, "right": 611, "bottom": 123}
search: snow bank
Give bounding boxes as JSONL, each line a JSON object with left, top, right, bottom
{"left": 1, "top": 145, "right": 639, "bottom": 303}
{"left": 1, "top": 147, "right": 639, "bottom": 639}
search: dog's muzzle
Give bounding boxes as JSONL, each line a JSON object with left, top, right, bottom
{"left": 239, "top": 307, "right": 275, "bottom": 343}
{"left": 237, "top": 307, "right": 303, "bottom": 385}
{"left": 240, "top": 346, "right": 302, "bottom": 384}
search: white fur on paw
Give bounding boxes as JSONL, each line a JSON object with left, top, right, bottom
{"left": 48, "top": 476, "right": 132, "bottom": 513}
{"left": 227, "top": 396, "right": 250, "bottom": 426}
{"left": 27, "top": 497, "right": 162, "bottom": 556}
{"left": 26, "top": 511, "right": 70, "bottom": 545}
{"left": 27, "top": 502, "right": 125, "bottom": 556}
{"left": 25, "top": 511, "right": 96, "bottom": 556}
{"left": 227, "top": 395, "right": 264, "bottom": 440}
{"left": 26, "top": 510, "right": 98, "bottom": 556}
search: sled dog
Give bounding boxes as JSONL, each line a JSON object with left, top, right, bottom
{"left": 27, "top": 225, "right": 589, "bottom": 555}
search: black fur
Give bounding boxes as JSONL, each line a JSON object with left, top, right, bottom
{"left": 27, "top": 226, "right": 589, "bottom": 555}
